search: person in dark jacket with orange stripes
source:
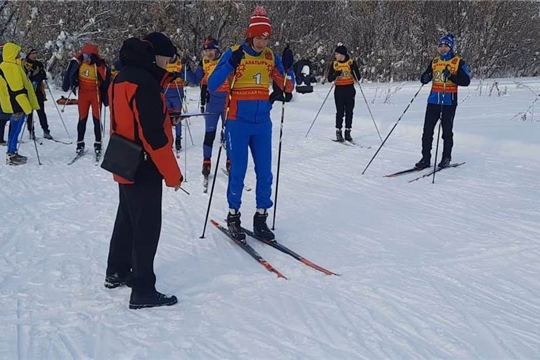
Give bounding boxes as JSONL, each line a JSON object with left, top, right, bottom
{"left": 327, "top": 45, "right": 361, "bottom": 142}
{"left": 104, "top": 33, "right": 183, "bottom": 310}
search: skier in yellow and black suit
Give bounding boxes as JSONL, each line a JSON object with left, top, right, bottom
{"left": 327, "top": 45, "right": 361, "bottom": 143}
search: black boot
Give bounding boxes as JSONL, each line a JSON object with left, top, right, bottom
{"left": 336, "top": 129, "right": 344, "bottom": 142}
{"left": 227, "top": 211, "right": 246, "bottom": 243}
{"left": 344, "top": 128, "right": 353, "bottom": 142}
{"left": 253, "top": 210, "right": 275, "bottom": 241}
{"left": 438, "top": 157, "right": 451, "bottom": 168}
{"left": 175, "top": 137, "right": 182, "bottom": 151}
{"left": 76, "top": 141, "right": 85, "bottom": 154}
{"left": 202, "top": 158, "right": 211, "bottom": 176}
{"left": 129, "top": 291, "right": 178, "bottom": 310}
{"left": 104, "top": 272, "right": 132, "bottom": 289}
{"left": 94, "top": 142, "right": 102, "bottom": 157}
{"left": 415, "top": 157, "right": 431, "bottom": 169}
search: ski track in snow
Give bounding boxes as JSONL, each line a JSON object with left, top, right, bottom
{"left": 1, "top": 79, "right": 540, "bottom": 359}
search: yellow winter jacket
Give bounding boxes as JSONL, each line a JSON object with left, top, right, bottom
{"left": 0, "top": 43, "right": 39, "bottom": 114}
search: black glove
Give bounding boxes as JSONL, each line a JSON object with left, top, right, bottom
{"left": 229, "top": 47, "right": 244, "bottom": 69}
{"left": 170, "top": 72, "right": 182, "bottom": 82}
{"left": 335, "top": 70, "right": 343, "bottom": 77}
{"left": 282, "top": 45, "right": 294, "bottom": 70}
{"left": 442, "top": 68, "right": 451, "bottom": 82}
{"left": 420, "top": 72, "right": 431, "bottom": 85}
{"left": 90, "top": 54, "right": 100, "bottom": 65}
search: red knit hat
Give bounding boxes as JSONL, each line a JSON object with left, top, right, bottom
{"left": 245, "top": 6, "right": 272, "bottom": 39}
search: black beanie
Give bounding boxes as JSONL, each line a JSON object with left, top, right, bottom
{"left": 143, "top": 32, "right": 177, "bottom": 57}
{"left": 335, "top": 45, "right": 347, "bottom": 56}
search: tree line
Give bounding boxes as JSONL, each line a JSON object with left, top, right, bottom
{"left": 1, "top": 0, "right": 538, "bottom": 82}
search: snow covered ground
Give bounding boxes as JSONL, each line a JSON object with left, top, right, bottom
{"left": 1, "top": 78, "right": 540, "bottom": 359}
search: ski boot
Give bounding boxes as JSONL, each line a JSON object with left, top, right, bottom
{"left": 415, "top": 157, "right": 431, "bottom": 169}
{"left": 253, "top": 209, "right": 275, "bottom": 241}
{"left": 76, "top": 141, "right": 85, "bottom": 155}
{"left": 438, "top": 157, "right": 451, "bottom": 168}
{"left": 202, "top": 158, "right": 211, "bottom": 177}
{"left": 43, "top": 130, "right": 53, "bottom": 140}
{"left": 175, "top": 137, "right": 182, "bottom": 151}
{"left": 6, "top": 153, "right": 26, "bottom": 166}
{"left": 227, "top": 210, "right": 246, "bottom": 243}
{"left": 336, "top": 129, "right": 344, "bottom": 142}
{"left": 344, "top": 128, "right": 353, "bottom": 142}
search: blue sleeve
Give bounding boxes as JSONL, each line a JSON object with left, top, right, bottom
{"left": 188, "top": 62, "right": 204, "bottom": 84}
{"left": 208, "top": 49, "right": 235, "bottom": 92}
{"left": 62, "top": 59, "right": 79, "bottom": 92}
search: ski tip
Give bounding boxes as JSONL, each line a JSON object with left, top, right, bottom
{"left": 210, "top": 219, "right": 219, "bottom": 226}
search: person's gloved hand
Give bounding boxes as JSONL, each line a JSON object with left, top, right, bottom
{"left": 170, "top": 72, "right": 182, "bottom": 82}
{"left": 442, "top": 68, "right": 451, "bottom": 82}
{"left": 420, "top": 72, "right": 432, "bottom": 84}
{"left": 229, "top": 47, "right": 244, "bottom": 69}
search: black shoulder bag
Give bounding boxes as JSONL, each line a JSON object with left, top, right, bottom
{"left": 100, "top": 81, "right": 144, "bottom": 182}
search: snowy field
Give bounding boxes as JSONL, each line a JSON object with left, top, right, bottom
{"left": 1, "top": 78, "right": 540, "bottom": 359}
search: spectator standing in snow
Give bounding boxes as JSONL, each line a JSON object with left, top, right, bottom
{"left": 105, "top": 33, "right": 183, "bottom": 310}
{"left": 23, "top": 49, "right": 52, "bottom": 140}
{"left": 0, "top": 42, "right": 40, "bottom": 165}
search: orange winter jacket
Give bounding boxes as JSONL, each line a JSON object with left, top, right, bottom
{"left": 108, "top": 38, "right": 181, "bottom": 186}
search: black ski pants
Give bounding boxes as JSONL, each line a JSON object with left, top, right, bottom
{"left": 421, "top": 103, "right": 457, "bottom": 160}
{"left": 334, "top": 84, "right": 356, "bottom": 130}
{"left": 107, "top": 175, "right": 163, "bottom": 295}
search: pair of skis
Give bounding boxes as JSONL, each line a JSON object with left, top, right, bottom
{"left": 385, "top": 162, "right": 465, "bottom": 182}
{"left": 67, "top": 150, "right": 102, "bottom": 165}
{"left": 211, "top": 220, "right": 339, "bottom": 279}
{"left": 332, "top": 139, "right": 371, "bottom": 149}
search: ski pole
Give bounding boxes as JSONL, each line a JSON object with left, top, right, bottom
{"left": 272, "top": 57, "right": 291, "bottom": 230}
{"left": 305, "top": 83, "right": 334, "bottom": 138}
{"left": 175, "top": 84, "right": 194, "bottom": 146}
{"left": 362, "top": 84, "right": 424, "bottom": 175}
{"left": 183, "top": 119, "right": 188, "bottom": 182}
{"left": 45, "top": 80, "right": 72, "bottom": 139}
{"left": 61, "top": 90, "right": 72, "bottom": 113}
{"left": 356, "top": 79, "right": 383, "bottom": 143}
{"left": 200, "top": 75, "right": 237, "bottom": 239}
{"left": 432, "top": 81, "right": 447, "bottom": 184}
{"left": 31, "top": 114, "right": 42, "bottom": 165}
